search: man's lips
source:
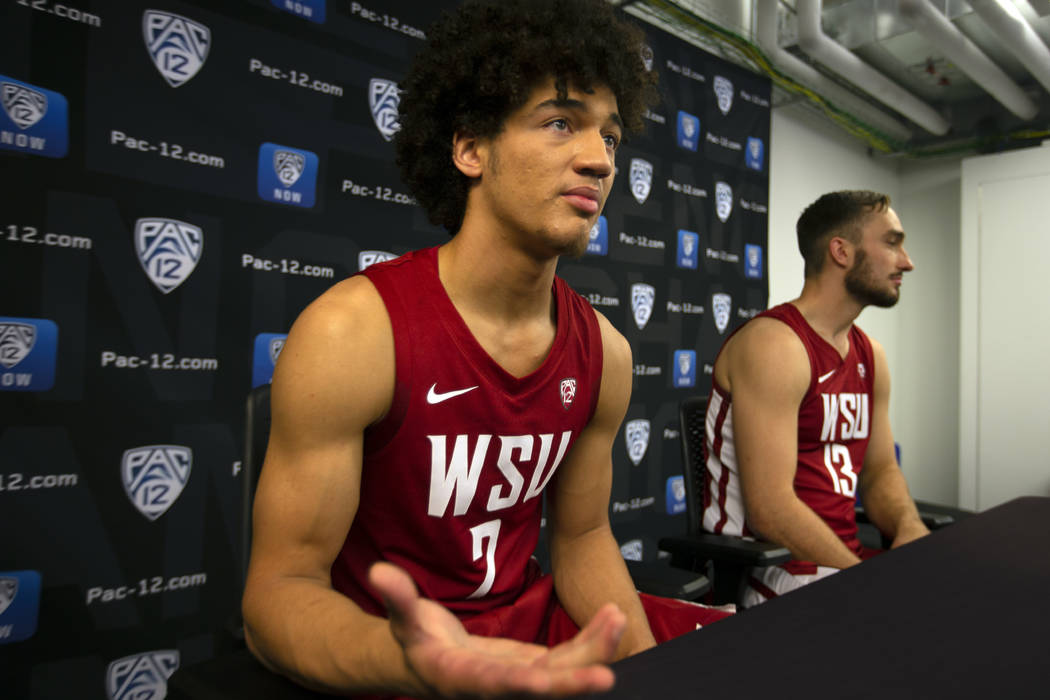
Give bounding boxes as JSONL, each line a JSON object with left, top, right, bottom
{"left": 563, "top": 187, "right": 600, "bottom": 214}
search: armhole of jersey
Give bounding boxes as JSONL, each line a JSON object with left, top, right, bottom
{"left": 361, "top": 267, "right": 411, "bottom": 455}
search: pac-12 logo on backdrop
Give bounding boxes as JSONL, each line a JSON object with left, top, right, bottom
{"left": 676, "top": 110, "right": 699, "bottom": 151}
{"left": 640, "top": 44, "right": 654, "bottom": 72}
{"left": 121, "top": 445, "right": 192, "bottom": 521}
{"left": 630, "top": 283, "right": 655, "bottom": 330}
{"left": 745, "top": 137, "right": 765, "bottom": 171}
{"left": 619, "top": 539, "right": 643, "bottom": 561}
{"left": 135, "top": 218, "right": 203, "bottom": 294}
{"left": 358, "top": 250, "right": 396, "bottom": 271}
{"left": 0, "top": 570, "right": 41, "bottom": 643}
{"left": 713, "top": 75, "right": 734, "bottom": 115}
{"left": 0, "top": 317, "right": 57, "bottom": 392}
{"left": 143, "top": 11, "right": 211, "bottom": 88}
{"left": 369, "top": 78, "right": 400, "bottom": 142}
{"left": 714, "top": 181, "right": 733, "bottom": 223}
{"left": 745, "top": 244, "right": 763, "bottom": 279}
{"left": 587, "top": 216, "right": 608, "bottom": 256}
{"left": 676, "top": 230, "right": 698, "bottom": 269}
{"left": 271, "top": 0, "right": 326, "bottom": 23}
{"left": 673, "top": 349, "right": 696, "bottom": 388}
{"left": 106, "top": 650, "right": 180, "bottom": 700}
{"left": 252, "top": 332, "right": 287, "bottom": 387}
{"left": 712, "top": 293, "right": 732, "bottom": 334}
{"left": 665, "top": 475, "right": 687, "bottom": 515}
{"left": 629, "top": 158, "right": 652, "bottom": 204}
{"left": 624, "top": 419, "right": 650, "bottom": 466}
{"left": 0, "top": 75, "right": 68, "bottom": 158}
{"left": 257, "top": 142, "right": 319, "bottom": 207}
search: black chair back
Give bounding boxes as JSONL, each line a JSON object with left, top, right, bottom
{"left": 678, "top": 394, "right": 709, "bottom": 535}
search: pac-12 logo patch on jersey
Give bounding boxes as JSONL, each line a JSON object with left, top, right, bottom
{"left": 629, "top": 158, "right": 652, "bottom": 204}
{"left": 369, "top": 78, "right": 400, "bottom": 141}
{"left": 713, "top": 75, "right": 734, "bottom": 115}
{"left": 0, "top": 570, "right": 41, "bottom": 644}
{"left": 712, "top": 293, "right": 732, "bottom": 334}
{"left": 143, "top": 11, "right": 211, "bottom": 88}
{"left": 135, "top": 218, "right": 203, "bottom": 294}
{"left": 121, "top": 445, "right": 192, "bottom": 521}
{"left": 715, "top": 181, "right": 733, "bottom": 223}
{"left": 559, "top": 378, "right": 577, "bottom": 410}
{"left": 0, "top": 75, "right": 68, "bottom": 158}
{"left": 358, "top": 250, "right": 396, "bottom": 271}
{"left": 625, "top": 419, "right": 650, "bottom": 466}
{"left": 0, "top": 317, "right": 58, "bottom": 392}
{"left": 630, "top": 283, "right": 655, "bottom": 330}
{"left": 106, "top": 650, "right": 180, "bottom": 700}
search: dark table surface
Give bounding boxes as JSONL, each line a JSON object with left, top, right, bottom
{"left": 169, "top": 496, "right": 1049, "bottom": 700}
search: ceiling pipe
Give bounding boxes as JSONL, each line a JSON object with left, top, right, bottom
{"left": 969, "top": 0, "right": 1050, "bottom": 96}
{"left": 899, "top": 0, "right": 1038, "bottom": 120}
{"left": 753, "top": 0, "right": 913, "bottom": 142}
{"left": 795, "top": 0, "right": 950, "bottom": 135}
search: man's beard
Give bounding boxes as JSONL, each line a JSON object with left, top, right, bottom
{"left": 845, "top": 248, "right": 900, "bottom": 308}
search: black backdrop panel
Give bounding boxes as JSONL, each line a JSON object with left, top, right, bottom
{"left": 0, "top": 1, "right": 767, "bottom": 697}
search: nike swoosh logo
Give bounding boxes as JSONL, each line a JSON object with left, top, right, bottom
{"left": 426, "top": 383, "right": 479, "bottom": 404}
{"left": 818, "top": 370, "right": 836, "bottom": 384}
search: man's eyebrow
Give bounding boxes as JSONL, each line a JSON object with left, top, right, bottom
{"left": 532, "top": 98, "right": 623, "bottom": 129}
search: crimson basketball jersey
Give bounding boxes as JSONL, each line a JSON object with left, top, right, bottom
{"left": 330, "top": 247, "right": 603, "bottom": 618}
{"left": 702, "top": 303, "right": 875, "bottom": 569}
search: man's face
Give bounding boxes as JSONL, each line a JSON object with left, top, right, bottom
{"left": 844, "top": 206, "right": 914, "bottom": 308}
{"left": 472, "top": 78, "right": 622, "bottom": 258}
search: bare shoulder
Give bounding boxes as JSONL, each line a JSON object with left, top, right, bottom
{"left": 720, "top": 316, "right": 809, "bottom": 397}
{"left": 588, "top": 308, "right": 632, "bottom": 428}
{"left": 591, "top": 307, "right": 631, "bottom": 371}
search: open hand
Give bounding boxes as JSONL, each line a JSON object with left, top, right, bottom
{"left": 368, "top": 562, "right": 626, "bottom": 699}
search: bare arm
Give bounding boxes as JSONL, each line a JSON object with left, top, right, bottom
{"left": 857, "top": 339, "right": 929, "bottom": 548}
{"left": 242, "top": 277, "right": 625, "bottom": 698}
{"left": 547, "top": 312, "right": 657, "bottom": 660}
{"left": 725, "top": 319, "right": 862, "bottom": 569}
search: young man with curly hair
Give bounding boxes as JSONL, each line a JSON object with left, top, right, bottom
{"left": 241, "top": 0, "right": 730, "bottom": 698}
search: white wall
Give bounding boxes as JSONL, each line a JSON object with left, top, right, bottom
{"left": 770, "top": 103, "right": 963, "bottom": 505}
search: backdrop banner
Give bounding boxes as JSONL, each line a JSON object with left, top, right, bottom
{"left": 0, "top": 1, "right": 768, "bottom": 696}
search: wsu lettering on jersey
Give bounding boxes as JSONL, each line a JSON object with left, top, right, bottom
{"left": 819, "top": 393, "right": 870, "bottom": 442}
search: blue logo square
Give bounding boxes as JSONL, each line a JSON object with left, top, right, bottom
{"left": 257, "top": 142, "right": 319, "bottom": 208}
{"left": 252, "top": 333, "right": 288, "bottom": 388}
{"left": 745, "top": 244, "right": 763, "bottom": 279}
{"left": 0, "top": 75, "right": 68, "bottom": 158}
{"left": 271, "top": 0, "right": 325, "bottom": 22}
{"left": 676, "top": 110, "right": 699, "bottom": 151}
{"left": 673, "top": 349, "right": 696, "bottom": 388}
{"left": 745, "top": 137, "right": 765, "bottom": 171}
{"left": 0, "top": 570, "right": 41, "bottom": 643}
{"left": 586, "top": 216, "right": 608, "bottom": 256}
{"left": 0, "top": 317, "right": 58, "bottom": 392}
{"left": 665, "top": 476, "right": 686, "bottom": 515}
{"left": 676, "top": 230, "right": 698, "bottom": 269}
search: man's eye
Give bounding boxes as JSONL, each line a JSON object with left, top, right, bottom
{"left": 604, "top": 134, "right": 620, "bottom": 149}
{"left": 548, "top": 119, "right": 569, "bottom": 131}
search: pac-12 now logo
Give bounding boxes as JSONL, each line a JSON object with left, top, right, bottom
{"left": 106, "top": 650, "right": 180, "bottom": 700}
{"left": 0, "top": 75, "right": 68, "bottom": 158}
{"left": 586, "top": 216, "right": 608, "bottom": 256}
{"left": 0, "top": 317, "right": 58, "bottom": 392}
{"left": 122, "top": 445, "right": 192, "bottom": 521}
{"left": 252, "top": 332, "right": 287, "bottom": 387}
{"left": 676, "top": 110, "right": 699, "bottom": 151}
{"left": 135, "top": 218, "right": 203, "bottom": 294}
{"left": 665, "top": 476, "right": 686, "bottom": 515}
{"left": 143, "top": 10, "right": 211, "bottom": 88}
{"left": 624, "top": 419, "right": 650, "bottom": 466}
{"left": 676, "top": 230, "right": 698, "bottom": 269}
{"left": 673, "top": 349, "right": 696, "bottom": 388}
{"left": 369, "top": 78, "right": 400, "bottom": 141}
{"left": 745, "top": 137, "right": 764, "bottom": 171}
{"left": 258, "top": 142, "right": 319, "bottom": 207}
{"left": 745, "top": 244, "right": 763, "bottom": 279}
{"left": 0, "top": 570, "right": 41, "bottom": 644}
{"left": 271, "top": 0, "right": 326, "bottom": 23}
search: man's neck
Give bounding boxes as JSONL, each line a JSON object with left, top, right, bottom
{"left": 791, "top": 275, "right": 865, "bottom": 354}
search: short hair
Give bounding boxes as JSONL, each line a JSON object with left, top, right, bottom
{"left": 796, "top": 190, "right": 891, "bottom": 276}
{"left": 394, "top": 0, "right": 658, "bottom": 234}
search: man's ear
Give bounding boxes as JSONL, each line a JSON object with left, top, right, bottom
{"left": 828, "top": 236, "right": 853, "bottom": 269}
{"left": 451, "top": 131, "right": 484, "bottom": 178}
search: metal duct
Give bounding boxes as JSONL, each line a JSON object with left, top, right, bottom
{"left": 899, "top": 0, "right": 1038, "bottom": 120}
{"left": 969, "top": 0, "right": 1050, "bottom": 97}
{"left": 795, "top": 0, "right": 950, "bottom": 135}
{"left": 753, "top": 0, "right": 913, "bottom": 141}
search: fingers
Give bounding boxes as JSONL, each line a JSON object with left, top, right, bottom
{"left": 368, "top": 561, "right": 426, "bottom": 646}
{"left": 543, "top": 603, "right": 626, "bottom": 669}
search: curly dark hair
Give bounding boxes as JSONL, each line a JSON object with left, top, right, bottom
{"left": 395, "top": 0, "right": 658, "bottom": 234}
{"left": 796, "top": 190, "right": 891, "bottom": 277}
